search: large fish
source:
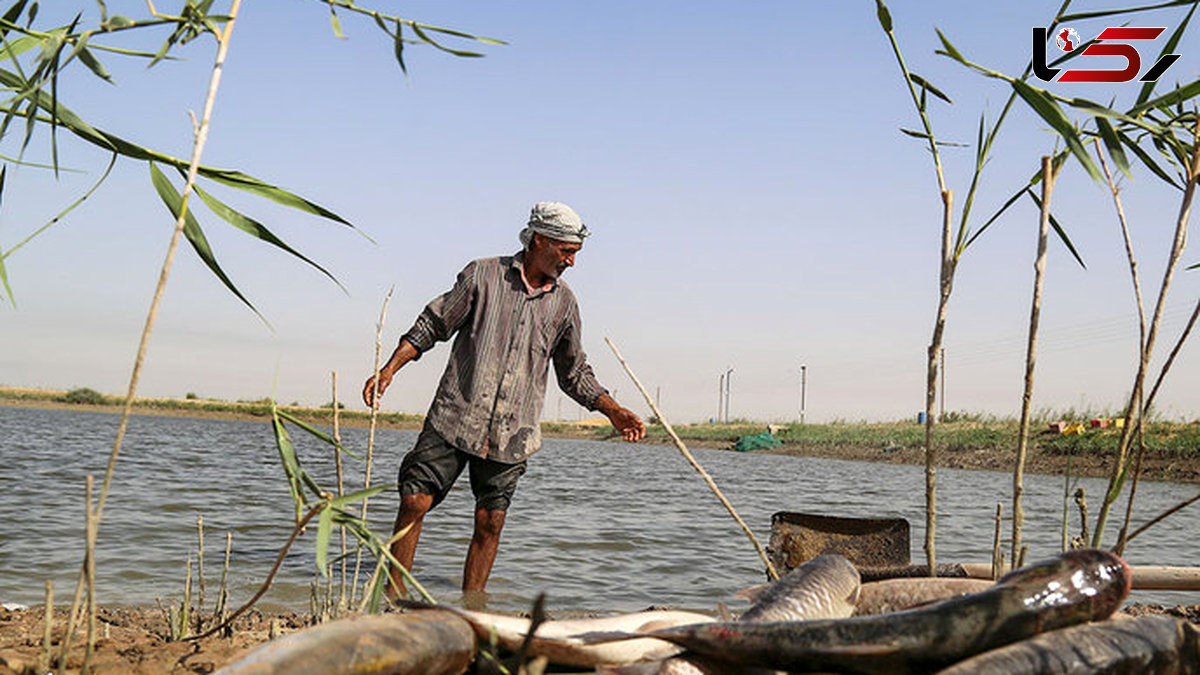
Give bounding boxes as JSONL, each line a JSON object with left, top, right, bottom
{"left": 603, "top": 554, "right": 861, "bottom": 675}
{"left": 452, "top": 607, "right": 717, "bottom": 668}
{"left": 215, "top": 610, "right": 476, "bottom": 675}
{"left": 740, "top": 553, "right": 861, "bottom": 622}
{"left": 605, "top": 548, "right": 1131, "bottom": 675}
{"left": 936, "top": 614, "right": 1200, "bottom": 674}
{"left": 853, "top": 577, "right": 994, "bottom": 616}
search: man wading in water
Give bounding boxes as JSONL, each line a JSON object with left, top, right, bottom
{"left": 363, "top": 202, "right": 645, "bottom": 602}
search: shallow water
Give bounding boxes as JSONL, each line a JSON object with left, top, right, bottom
{"left": 1, "top": 406, "right": 1195, "bottom": 614}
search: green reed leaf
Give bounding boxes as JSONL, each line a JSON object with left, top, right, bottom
{"left": 0, "top": 0, "right": 27, "bottom": 41}
{"left": 1131, "top": 78, "right": 1200, "bottom": 116}
{"left": 272, "top": 409, "right": 307, "bottom": 520}
{"left": 1137, "top": 1, "right": 1196, "bottom": 106}
{"left": 1012, "top": 79, "right": 1101, "bottom": 182}
{"left": 0, "top": 33, "right": 37, "bottom": 61}
{"left": 934, "top": 27, "right": 964, "bottom": 63}
{"left": 899, "top": 127, "right": 968, "bottom": 147}
{"left": 275, "top": 408, "right": 362, "bottom": 459}
{"left": 409, "top": 21, "right": 483, "bottom": 58}
{"left": 875, "top": 0, "right": 893, "bottom": 32}
{"left": 1026, "top": 189, "right": 1085, "bottom": 269}
{"left": 316, "top": 505, "right": 334, "bottom": 576}
{"left": 74, "top": 44, "right": 111, "bottom": 83}
{"left": 192, "top": 182, "right": 345, "bottom": 292}
{"left": 328, "top": 5, "right": 346, "bottom": 39}
{"left": 2, "top": 151, "right": 114, "bottom": 260}
{"left": 1120, "top": 130, "right": 1182, "bottom": 188}
{"left": 909, "top": 72, "right": 952, "bottom": 105}
{"left": 1059, "top": 0, "right": 1195, "bottom": 21}
{"left": 329, "top": 485, "right": 389, "bottom": 509}
{"left": 1095, "top": 117, "right": 1132, "bottom": 180}
{"left": 149, "top": 162, "right": 265, "bottom": 322}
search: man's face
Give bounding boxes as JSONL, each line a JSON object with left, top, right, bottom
{"left": 531, "top": 235, "right": 582, "bottom": 279}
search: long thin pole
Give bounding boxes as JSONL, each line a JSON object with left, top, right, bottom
{"left": 64, "top": 0, "right": 244, "bottom": 645}
{"left": 606, "top": 338, "right": 779, "bottom": 580}
{"left": 800, "top": 364, "right": 807, "bottom": 424}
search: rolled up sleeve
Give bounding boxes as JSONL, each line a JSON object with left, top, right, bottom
{"left": 401, "top": 260, "right": 478, "bottom": 358}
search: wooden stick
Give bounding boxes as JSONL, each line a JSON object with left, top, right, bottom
{"left": 83, "top": 476, "right": 96, "bottom": 674}
{"left": 957, "top": 563, "right": 1200, "bottom": 591}
{"left": 41, "top": 580, "right": 53, "bottom": 673}
{"left": 604, "top": 337, "right": 779, "bottom": 580}
{"left": 355, "top": 287, "right": 393, "bottom": 601}
{"left": 332, "top": 370, "right": 348, "bottom": 612}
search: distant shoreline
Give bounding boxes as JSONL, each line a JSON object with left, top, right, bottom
{"left": 3, "top": 386, "right": 1198, "bottom": 484}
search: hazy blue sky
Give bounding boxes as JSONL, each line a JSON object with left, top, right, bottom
{"left": 2, "top": 1, "right": 1199, "bottom": 424}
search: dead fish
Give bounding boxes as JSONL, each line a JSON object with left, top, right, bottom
{"left": 614, "top": 548, "right": 1132, "bottom": 675}
{"left": 612, "top": 555, "right": 861, "bottom": 675}
{"left": 215, "top": 610, "right": 476, "bottom": 675}
{"left": 854, "top": 577, "right": 994, "bottom": 616}
{"left": 453, "top": 607, "right": 716, "bottom": 667}
{"left": 936, "top": 614, "right": 1200, "bottom": 674}
{"left": 740, "top": 553, "right": 861, "bottom": 623}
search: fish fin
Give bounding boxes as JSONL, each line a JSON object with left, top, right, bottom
{"left": 732, "top": 582, "right": 770, "bottom": 603}
{"left": 716, "top": 602, "right": 734, "bottom": 622}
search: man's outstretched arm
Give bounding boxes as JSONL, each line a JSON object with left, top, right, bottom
{"left": 362, "top": 339, "right": 421, "bottom": 408}
{"left": 594, "top": 393, "right": 646, "bottom": 442}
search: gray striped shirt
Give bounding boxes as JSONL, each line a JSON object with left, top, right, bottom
{"left": 401, "top": 253, "right": 608, "bottom": 463}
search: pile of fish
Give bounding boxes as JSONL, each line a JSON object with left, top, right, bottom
{"left": 217, "top": 548, "right": 1199, "bottom": 674}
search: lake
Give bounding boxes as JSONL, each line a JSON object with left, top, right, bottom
{"left": 1, "top": 405, "right": 1196, "bottom": 615}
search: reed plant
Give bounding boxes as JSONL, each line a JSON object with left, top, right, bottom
{"left": 934, "top": 1, "right": 1200, "bottom": 553}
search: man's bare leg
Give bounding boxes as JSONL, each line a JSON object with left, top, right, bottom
{"left": 463, "top": 508, "right": 506, "bottom": 593}
{"left": 387, "top": 493, "right": 434, "bottom": 600}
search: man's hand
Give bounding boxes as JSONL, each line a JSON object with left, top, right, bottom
{"left": 362, "top": 370, "right": 394, "bottom": 408}
{"left": 609, "top": 406, "right": 646, "bottom": 442}
{"left": 595, "top": 393, "right": 645, "bottom": 442}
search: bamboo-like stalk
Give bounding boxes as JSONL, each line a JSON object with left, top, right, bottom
{"left": 41, "top": 580, "right": 54, "bottom": 674}
{"left": 923, "top": 188, "right": 955, "bottom": 575}
{"left": 196, "top": 514, "right": 206, "bottom": 633}
{"left": 1013, "top": 156, "right": 1058, "bottom": 567}
{"left": 991, "top": 503, "right": 1003, "bottom": 580}
{"left": 179, "top": 555, "right": 193, "bottom": 640}
{"left": 83, "top": 476, "right": 96, "bottom": 675}
{"left": 605, "top": 337, "right": 779, "bottom": 580}
{"left": 65, "top": 0, "right": 245, "bottom": 642}
{"left": 189, "top": 503, "right": 325, "bottom": 641}
{"left": 331, "top": 370, "right": 348, "bottom": 612}
{"left": 216, "top": 531, "right": 231, "bottom": 632}
{"left": 1074, "top": 487, "right": 1089, "bottom": 546}
{"left": 1094, "top": 127, "right": 1200, "bottom": 547}
{"left": 354, "top": 288, "right": 392, "bottom": 599}
{"left": 1061, "top": 456, "right": 1073, "bottom": 553}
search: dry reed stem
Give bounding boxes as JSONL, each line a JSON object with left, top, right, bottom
{"left": 216, "top": 531, "right": 232, "bottom": 631}
{"left": 1094, "top": 126, "right": 1200, "bottom": 547}
{"left": 1125, "top": 492, "right": 1200, "bottom": 545}
{"left": 923, "top": 188, "right": 955, "bottom": 576}
{"left": 1074, "top": 488, "right": 1089, "bottom": 545}
{"left": 83, "top": 476, "right": 97, "bottom": 674}
{"left": 332, "top": 370, "right": 348, "bottom": 611}
{"left": 41, "top": 580, "right": 53, "bottom": 673}
{"left": 189, "top": 502, "right": 324, "bottom": 641}
{"left": 604, "top": 337, "right": 779, "bottom": 580}
{"left": 991, "top": 503, "right": 1003, "bottom": 580}
{"left": 1013, "top": 156, "right": 1058, "bottom": 567}
{"left": 66, "top": 0, "right": 244, "bottom": 642}
{"left": 196, "top": 514, "right": 206, "bottom": 632}
{"left": 355, "top": 287, "right": 392, "bottom": 600}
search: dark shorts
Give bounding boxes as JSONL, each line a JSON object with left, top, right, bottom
{"left": 398, "top": 425, "right": 527, "bottom": 512}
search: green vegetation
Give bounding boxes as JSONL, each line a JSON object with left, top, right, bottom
{"left": 60, "top": 388, "right": 107, "bottom": 405}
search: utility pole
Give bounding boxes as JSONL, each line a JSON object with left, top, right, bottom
{"left": 724, "top": 367, "right": 734, "bottom": 424}
{"left": 717, "top": 372, "right": 724, "bottom": 423}
{"left": 800, "top": 364, "right": 807, "bottom": 424}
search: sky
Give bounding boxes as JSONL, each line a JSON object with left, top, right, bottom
{"left": 2, "top": 1, "right": 1199, "bottom": 425}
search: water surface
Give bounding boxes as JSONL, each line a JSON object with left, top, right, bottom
{"left": 1, "top": 406, "right": 1195, "bottom": 614}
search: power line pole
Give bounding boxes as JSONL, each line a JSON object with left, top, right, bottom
{"left": 800, "top": 364, "right": 807, "bottom": 424}
{"left": 724, "top": 367, "right": 734, "bottom": 424}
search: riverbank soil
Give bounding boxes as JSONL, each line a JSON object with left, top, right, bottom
{"left": 1, "top": 603, "right": 1197, "bottom": 673}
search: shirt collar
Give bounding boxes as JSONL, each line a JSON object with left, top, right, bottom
{"left": 512, "top": 251, "right": 556, "bottom": 295}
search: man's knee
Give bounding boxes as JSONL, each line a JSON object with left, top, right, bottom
{"left": 399, "top": 493, "right": 435, "bottom": 518}
{"left": 473, "top": 508, "right": 506, "bottom": 539}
